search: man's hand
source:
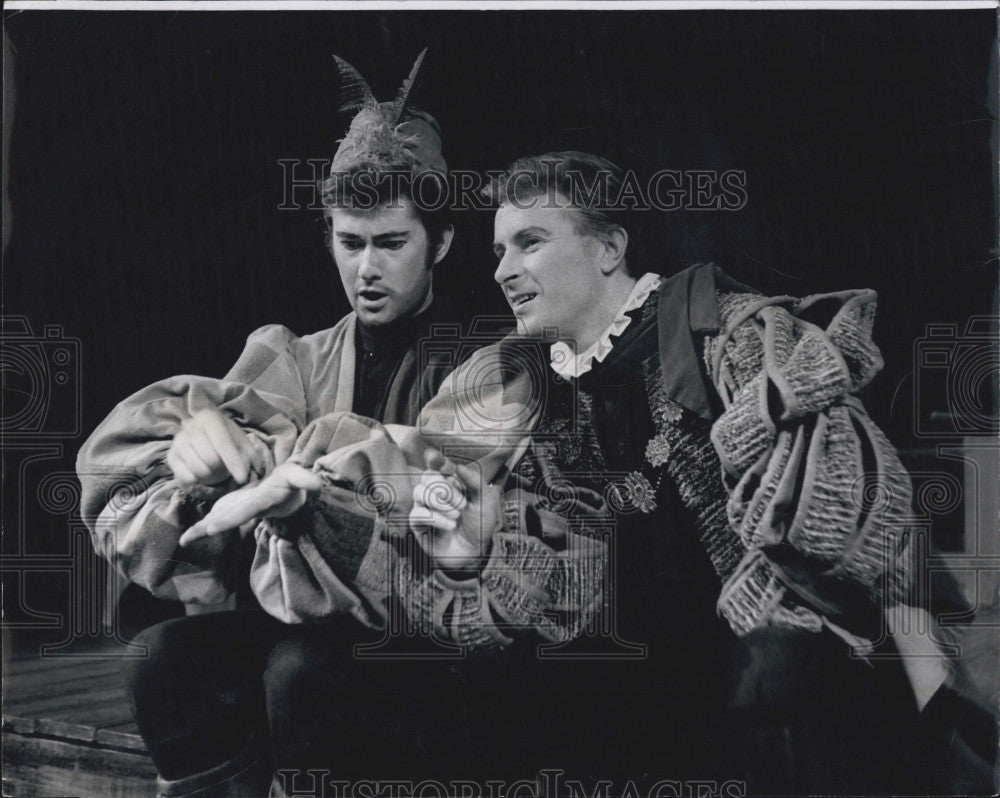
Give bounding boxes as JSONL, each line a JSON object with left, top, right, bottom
{"left": 167, "top": 407, "right": 257, "bottom": 487}
{"left": 179, "top": 463, "right": 323, "bottom": 546}
{"left": 409, "top": 449, "right": 503, "bottom": 570}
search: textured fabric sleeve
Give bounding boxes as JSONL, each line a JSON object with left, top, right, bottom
{"left": 408, "top": 345, "right": 607, "bottom": 649}
{"left": 707, "top": 290, "right": 915, "bottom": 637}
{"left": 257, "top": 409, "right": 609, "bottom": 651}
{"left": 76, "top": 325, "right": 307, "bottom": 603}
{"left": 393, "top": 491, "right": 609, "bottom": 653}
{"left": 248, "top": 411, "right": 428, "bottom": 624}
{"left": 249, "top": 512, "right": 371, "bottom": 626}
{"left": 708, "top": 292, "right": 884, "bottom": 474}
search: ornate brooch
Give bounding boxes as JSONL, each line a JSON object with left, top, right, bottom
{"left": 644, "top": 434, "right": 672, "bottom": 468}
{"left": 611, "top": 471, "right": 658, "bottom": 514}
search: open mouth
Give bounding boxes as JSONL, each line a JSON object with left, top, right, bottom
{"left": 509, "top": 292, "right": 537, "bottom": 308}
{"left": 358, "top": 289, "right": 388, "bottom": 302}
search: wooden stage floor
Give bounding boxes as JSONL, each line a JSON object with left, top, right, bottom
{"left": 2, "top": 650, "right": 156, "bottom": 798}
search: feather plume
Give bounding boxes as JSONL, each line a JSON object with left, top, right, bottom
{"left": 389, "top": 47, "right": 428, "bottom": 125}
{"left": 333, "top": 55, "right": 377, "bottom": 113}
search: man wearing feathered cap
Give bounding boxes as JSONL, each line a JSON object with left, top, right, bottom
{"left": 74, "top": 51, "right": 501, "bottom": 797}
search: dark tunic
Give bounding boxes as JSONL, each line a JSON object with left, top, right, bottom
{"left": 489, "top": 282, "right": 960, "bottom": 795}
{"left": 353, "top": 305, "right": 438, "bottom": 421}
{"left": 498, "top": 291, "right": 738, "bottom": 785}
{"left": 353, "top": 303, "right": 453, "bottom": 424}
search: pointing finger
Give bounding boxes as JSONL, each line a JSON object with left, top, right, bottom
{"left": 273, "top": 463, "right": 324, "bottom": 493}
{"left": 172, "top": 427, "right": 223, "bottom": 483}
{"left": 179, "top": 520, "right": 213, "bottom": 546}
{"left": 204, "top": 415, "right": 251, "bottom": 484}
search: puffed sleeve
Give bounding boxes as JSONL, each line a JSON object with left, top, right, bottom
{"left": 705, "top": 289, "right": 916, "bottom": 638}
{"left": 76, "top": 324, "right": 309, "bottom": 603}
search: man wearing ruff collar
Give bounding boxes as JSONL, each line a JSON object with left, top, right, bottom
{"left": 200, "top": 151, "right": 994, "bottom": 794}
{"left": 389, "top": 151, "right": 992, "bottom": 794}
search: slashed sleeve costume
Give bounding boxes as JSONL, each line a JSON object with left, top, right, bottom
{"left": 280, "top": 263, "right": 922, "bottom": 650}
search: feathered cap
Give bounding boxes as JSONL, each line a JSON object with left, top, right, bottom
{"left": 329, "top": 48, "right": 446, "bottom": 176}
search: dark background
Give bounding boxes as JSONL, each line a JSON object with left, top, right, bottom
{"left": 2, "top": 9, "right": 997, "bottom": 648}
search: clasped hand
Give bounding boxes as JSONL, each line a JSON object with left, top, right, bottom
{"left": 408, "top": 450, "right": 504, "bottom": 570}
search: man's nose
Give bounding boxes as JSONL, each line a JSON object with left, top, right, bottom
{"left": 494, "top": 251, "right": 521, "bottom": 284}
{"left": 357, "top": 246, "right": 382, "bottom": 281}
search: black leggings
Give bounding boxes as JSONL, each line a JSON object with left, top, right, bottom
{"left": 122, "top": 610, "right": 718, "bottom": 785}
{"left": 122, "top": 611, "right": 527, "bottom": 782}
{"left": 124, "top": 613, "right": 982, "bottom": 794}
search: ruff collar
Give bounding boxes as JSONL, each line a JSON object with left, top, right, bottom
{"left": 549, "top": 272, "right": 662, "bottom": 379}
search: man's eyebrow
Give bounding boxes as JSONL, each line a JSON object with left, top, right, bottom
{"left": 334, "top": 230, "right": 410, "bottom": 240}
{"left": 494, "top": 226, "right": 550, "bottom": 246}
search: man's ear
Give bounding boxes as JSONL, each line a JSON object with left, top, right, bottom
{"left": 598, "top": 226, "right": 629, "bottom": 275}
{"left": 432, "top": 224, "right": 455, "bottom": 267}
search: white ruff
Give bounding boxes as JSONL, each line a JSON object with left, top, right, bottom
{"left": 549, "top": 272, "right": 662, "bottom": 379}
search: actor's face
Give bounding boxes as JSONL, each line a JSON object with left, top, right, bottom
{"left": 329, "top": 200, "right": 450, "bottom": 326}
{"left": 493, "top": 198, "right": 605, "bottom": 342}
